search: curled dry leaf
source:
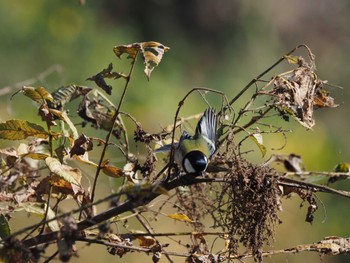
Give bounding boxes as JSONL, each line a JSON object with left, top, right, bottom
{"left": 77, "top": 91, "right": 124, "bottom": 138}
{"left": 47, "top": 85, "right": 92, "bottom": 110}
{"left": 48, "top": 174, "right": 83, "bottom": 196}
{"left": 134, "top": 125, "right": 170, "bottom": 144}
{"left": 113, "top": 41, "right": 170, "bottom": 80}
{"left": 264, "top": 153, "right": 305, "bottom": 173}
{"left": 262, "top": 65, "right": 337, "bottom": 129}
{"left": 70, "top": 134, "right": 93, "bottom": 157}
{"left": 101, "top": 160, "right": 124, "bottom": 178}
{"left": 113, "top": 43, "right": 140, "bottom": 60}
{"left": 86, "top": 63, "right": 127, "bottom": 95}
{"left": 87, "top": 63, "right": 113, "bottom": 95}
{"left": 140, "top": 41, "right": 170, "bottom": 80}
{"left": 137, "top": 235, "right": 157, "bottom": 248}
{"left": 39, "top": 104, "right": 57, "bottom": 126}
{"left": 45, "top": 157, "right": 81, "bottom": 186}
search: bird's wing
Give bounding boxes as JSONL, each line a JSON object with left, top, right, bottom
{"left": 178, "top": 131, "right": 192, "bottom": 145}
{"left": 154, "top": 131, "right": 192, "bottom": 154}
{"left": 154, "top": 142, "right": 179, "bottom": 153}
{"left": 195, "top": 108, "right": 217, "bottom": 156}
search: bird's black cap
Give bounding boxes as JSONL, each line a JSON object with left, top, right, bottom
{"left": 183, "top": 151, "right": 208, "bottom": 173}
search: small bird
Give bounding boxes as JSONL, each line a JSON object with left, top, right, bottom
{"left": 157, "top": 108, "right": 217, "bottom": 174}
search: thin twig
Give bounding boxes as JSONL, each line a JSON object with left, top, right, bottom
{"left": 278, "top": 177, "right": 350, "bottom": 198}
{"left": 91, "top": 52, "right": 139, "bottom": 203}
{"left": 43, "top": 250, "right": 59, "bottom": 263}
{"left": 285, "top": 171, "right": 350, "bottom": 179}
{"left": 133, "top": 211, "right": 174, "bottom": 262}
{"left": 223, "top": 44, "right": 311, "bottom": 111}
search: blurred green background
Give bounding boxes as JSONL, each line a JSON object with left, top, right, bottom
{"left": 0, "top": 1, "right": 349, "bottom": 262}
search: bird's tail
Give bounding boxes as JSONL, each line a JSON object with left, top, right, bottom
{"left": 195, "top": 108, "right": 217, "bottom": 155}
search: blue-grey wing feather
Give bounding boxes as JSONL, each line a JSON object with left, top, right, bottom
{"left": 195, "top": 108, "right": 217, "bottom": 156}
{"left": 154, "top": 143, "right": 178, "bottom": 153}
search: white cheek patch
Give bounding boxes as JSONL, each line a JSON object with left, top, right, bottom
{"left": 183, "top": 158, "right": 196, "bottom": 173}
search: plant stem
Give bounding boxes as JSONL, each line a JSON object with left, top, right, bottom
{"left": 90, "top": 53, "right": 139, "bottom": 204}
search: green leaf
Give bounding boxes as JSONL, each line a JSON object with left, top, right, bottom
{"left": 0, "top": 120, "right": 48, "bottom": 140}
{"left": 45, "top": 157, "right": 81, "bottom": 186}
{"left": 249, "top": 132, "right": 267, "bottom": 157}
{"left": 0, "top": 214, "right": 11, "bottom": 240}
{"left": 14, "top": 202, "right": 60, "bottom": 232}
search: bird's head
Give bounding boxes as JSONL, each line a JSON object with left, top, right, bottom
{"left": 182, "top": 150, "right": 208, "bottom": 174}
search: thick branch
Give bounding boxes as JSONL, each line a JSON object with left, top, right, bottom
{"left": 22, "top": 173, "right": 199, "bottom": 248}
{"left": 20, "top": 172, "right": 350, "bottom": 249}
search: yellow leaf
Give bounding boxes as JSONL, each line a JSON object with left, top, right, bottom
{"left": 22, "top": 152, "right": 50, "bottom": 160}
{"left": 49, "top": 175, "right": 72, "bottom": 188}
{"left": 22, "top": 86, "right": 53, "bottom": 103}
{"left": 334, "top": 162, "right": 350, "bottom": 173}
{"left": 140, "top": 41, "right": 170, "bottom": 80}
{"left": 0, "top": 120, "right": 48, "bottom": 140}
{"left": 284, "top": 55, "right": 299, "bottom": 64}
{"left": 167, "top": 213, "right": 194, "bottom": 223}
